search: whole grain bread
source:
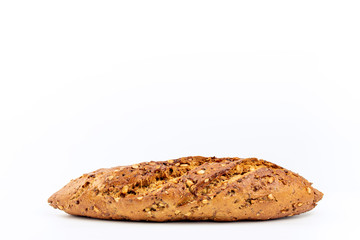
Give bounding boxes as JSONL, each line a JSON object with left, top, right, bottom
{"left": 48, "top": 156, "right": 323, "bottom": 221}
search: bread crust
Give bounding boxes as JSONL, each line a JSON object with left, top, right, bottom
{"left": 48, "top": 156, "right": 323, "bottom": 221}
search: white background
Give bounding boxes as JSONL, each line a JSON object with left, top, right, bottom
{"left": 1, "top": 1, "right": 359, "bottom": 239}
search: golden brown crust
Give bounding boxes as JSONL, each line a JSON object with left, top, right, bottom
{"left": 48, "top": 156, "right": 323, "bottom": 221}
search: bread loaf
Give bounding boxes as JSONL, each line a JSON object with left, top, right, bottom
{"left": 48, "top": 156, "right": 323, "bottom": 221}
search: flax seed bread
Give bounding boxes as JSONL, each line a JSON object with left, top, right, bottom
{"left": 48, "top": 156, "right": 323, "bottom": 221}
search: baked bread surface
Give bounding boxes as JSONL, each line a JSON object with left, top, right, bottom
{"left": 48, "top": 156, "right": 323, "bottom": 221}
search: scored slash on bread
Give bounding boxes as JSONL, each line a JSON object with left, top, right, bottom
{"left": 48, "top": 156, "right": 323, "bottom": 221}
